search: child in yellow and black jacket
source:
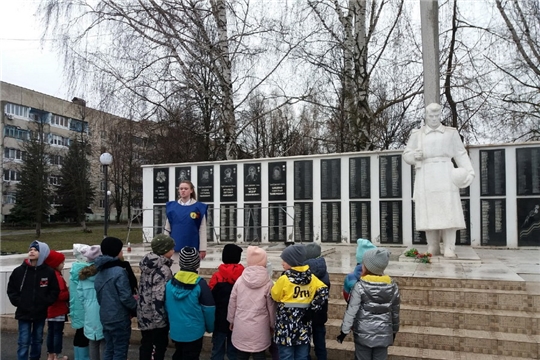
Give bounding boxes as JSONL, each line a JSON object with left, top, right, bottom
{"left": 271, "top": 244, "right": 329, "bottom": 360}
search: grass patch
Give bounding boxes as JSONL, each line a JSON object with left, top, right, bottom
{"left": 0, "top": 226, "right": 143, "bottom": 254}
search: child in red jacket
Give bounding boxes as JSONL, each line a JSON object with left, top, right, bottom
{"left": 45, "top": 250, "right": 70, "bottom": 360}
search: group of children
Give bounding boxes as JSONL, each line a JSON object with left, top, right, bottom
{"left": 7, "top": 236, "right": 399, "bottom": 360}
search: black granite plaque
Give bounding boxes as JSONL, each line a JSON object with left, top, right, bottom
{"left": 269, "top": 203, "right": 288, "bottom": 242}
{"left": 480, "top": 149, "right": 506, "bottom": 196}
{"left": 321, "top": 202, "right": 341, "bottom": 242}
{"left": 175, "top": 167, "right": 191, "bottom": 185}
{"left": 517, "top": 198, "right": 540, "bottom": 246}
{"left": 350, "top": 157, "right": 371, "bottom": 199}
{"left": 350, "top": 201, "right": 370, "bottom": 241}
{"left": 206, "top": 205, "right": 214, "bottom": 243}
{"left": 516, "top": 147, "right": 540, "bottom": 196}
{"left": 153, "top": 168, "right": 169, "bottom": 203}
{"left": 379, "top": 201, "right": 402, "bottom": 244}
{"left": 294, "top": 202, "right": 313, "bottom": 242}
{"left": 197, "top": 166, "right": 214, "bottom": 202}
{"left": 481, "top": 199, "right": 506, "bottom": 246}
{"left": 321, "top": 159, "right": 341, "bottom": 199}
{"left": 153, "top": 205, "right": 167, "bottom": 237}
{"left": 269, "top": 162, "right": 287, "bottom": 201}
{"left": 379, "top": 155, "right": 402, "bottom": 198}
{"left": 294, "top": 160, "right": 313, "bottom": 200}
{"left": 244, "top": 163, "right": 261, "bottom": 202}
{"left": 411, "top": 202, "right": 427, "bottom": 245}
{"left": 220, "top": 165, "right": 237, "bottom": 202}
{"left": 220, "top": 204, "right": 237, "bottom": 242}
{"left": 456, "top": 199, "right": 471, "bottom": 245}
{"left": 244, "top": 203, "right": 262, "bottom": 242}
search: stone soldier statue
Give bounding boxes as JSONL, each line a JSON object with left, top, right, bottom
{"left": 404, "top": 103, "right": 474, "bottom": 257}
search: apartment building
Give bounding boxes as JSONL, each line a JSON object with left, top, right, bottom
{"left": 0, "top": 81, "right": 142, "bottom": 223}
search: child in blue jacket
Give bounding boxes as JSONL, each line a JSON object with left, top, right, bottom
{"left": 94, "top": 237, "right": 137, "bottom": 360}
{"left": 165, "top": 246, "right": 215, "bottom": 359}
{"left": 343, "top": 239, "right": 376, "bottom": 302}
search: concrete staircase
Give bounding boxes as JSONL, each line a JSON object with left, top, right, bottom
{"left": 198, "top": 268, "right": 540, "bottom": 359}
{"left": 2, "top": 268, "right": 538, "bottom": 359}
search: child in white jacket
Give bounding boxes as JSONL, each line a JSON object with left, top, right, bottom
{"left": 227, "top": 246, "right": 276, "bottom": 360}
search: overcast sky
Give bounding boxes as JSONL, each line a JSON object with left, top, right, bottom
{"left": 0, "top": 1, "right": 67, "bottom": 99}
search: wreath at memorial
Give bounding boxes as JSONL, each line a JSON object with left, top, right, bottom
{"left": 404, "top": 248, "right": 432, "bottom": 264}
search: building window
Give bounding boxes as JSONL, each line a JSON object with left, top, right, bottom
{"left": 99, "top": 200, "right": 105, "bottom": 208}
{"left": 100, "top": 181, "right": 106, "bottom": 191}
{"left": 4, "top": 148, "right": 26, "bottom": 161}
{"left": 50, "top": 134, "right": 70, "bottom": 147}
{"left": 4, "top": 192, "right": 16, "bottom": 204}
{"left": 50, "top": 155, "right": 64, "bottom": 166}
{"left": 51, "top": 115, "right": 69, "bottom": 128}
{"left": 70, "top": 119, "right": 89, "bottom": 133}
{"left": 49, "top": 176, "right": 61, "bottom": 186}
{"left": 4, "top": 103, "right": 29, "bottom": 118}
{"left": 4, "top": 126, "right": 30, "bottom": 140}
{"left": 4, "top": 170, "right": 21, "bottom": 182}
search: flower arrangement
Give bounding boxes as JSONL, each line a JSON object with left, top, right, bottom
{"left": 404, "top": 248, "right": 432, "bottom": 264}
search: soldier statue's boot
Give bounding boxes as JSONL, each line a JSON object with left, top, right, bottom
{"left": 426, "top": 232, "right": 441, "bottom": 256}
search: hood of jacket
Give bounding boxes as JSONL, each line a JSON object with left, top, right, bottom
{"left": 241, "top": 266, "right": 271, "bottom": 289}
{"left": 79, "top": 264, "right": 98, "bottom": 281}
{"left": 140, "top": 253, "right": 173, "bottom": 275}
{"left": 169, "top": 270, "right": 200, "bottom": 300}
{"left": 304, "top": 257, "right": 327, "bottom": 281}
{"left": 283, "top": 265, "right": 312, "bottom": 286}
{"left": 359, "top": 275, "right": 394, "bottom": 302}
{"left": 94, "top": 255, "right": 118, "bottom": 270}
{"left": 216, "top": 263, "right": 244, "bottom": 284}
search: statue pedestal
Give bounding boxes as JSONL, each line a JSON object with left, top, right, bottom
{"left": 399, "top": 245, "right": 481, "bottom": 264}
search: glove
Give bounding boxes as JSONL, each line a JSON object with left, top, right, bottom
{"left": 301, "top": 310, "right": 313, "bottom": 324}
{"left": 336, "top": 331, "right": 347, "bottom": 344}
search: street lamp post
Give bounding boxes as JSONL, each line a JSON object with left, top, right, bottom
{"left": 99, "top": 152, "right": 113, "bottom": 238}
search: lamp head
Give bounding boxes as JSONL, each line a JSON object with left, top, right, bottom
{"left": 100, "top": 152, "right": 113, "bottom": 165}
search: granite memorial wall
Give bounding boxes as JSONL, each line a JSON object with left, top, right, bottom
{"left": 144, "top": 143, "right": 540, "bottom": 247}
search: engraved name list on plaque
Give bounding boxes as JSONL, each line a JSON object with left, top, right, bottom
{"left": 481, "top": 199, "right": 506, "bottom": 246}
{"left": 244, "top": 203, "right": 262, "bottom": 242}
{"left": 380, "top": 201, "right": 402, "bottom": 244}
{"left": 269, "top": 203, "right": 287, "bottom": 242}
{"left": 379, "top": 155, "right": 402, "bottom": 198}
{"left": 321, "top": 159, "right": 341, "bottom": 199}
{"left": 516, "top": 147, "right": 540, "bottom": 196}
{"left": 220, "top": 204, "right": 237, "bottom": 242}
{"left": 480, "top": 149, "right": 506, "bottom": 196}
{"left": 294, "top": 160, "right": 313, "bottom": 200}
{"left": 294, "top": 202, "right": 313, "bottom": 242}
{"left": 349, "top": 157, "right": 370, "bottom": 199}
{"left": 321, "top": 202, "right": 341, "bottom": 242}
{"left": 350, "top": 201, "right": 370, "bottom": 241}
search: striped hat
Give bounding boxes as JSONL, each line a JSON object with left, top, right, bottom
{"left": 179, "top": 246, "right": 200, "bottom": 272}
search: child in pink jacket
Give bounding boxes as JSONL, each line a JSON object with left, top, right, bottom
{"left": 227, "top": 246, "right": 276, "bottom": 360}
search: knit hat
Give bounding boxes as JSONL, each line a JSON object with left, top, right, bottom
{"left": 222, "top": 244, "right": 243, "bottom": 264}
{"left": 29, "top": 240, "right": 50, "bottom": 266}
{"left": 179, "top": 246, "right": 200, "bottom": 271}
{"left": 29, "top": 240, "right": 40, "bottom": 252}
{"left": 280, "top": 244, "right": 306, "bottom": 267}
{"left": 45, "top": 250, "right": 65, "bottom": 269}
{"left": 305, "top": 243, "right": 321, "bottom": 260}
{"left": 247, "top": 246, "right": 267, "bottom": 267}
{"left": 363, "top": 248, "right": 390, "bottom": 275}
{"left": 151, "top": 234, "right": 175, "bottom": 256}
{"left": 356, "top": 238, "right": 377, "bottom": 264}
{"left": 73, "top": 244, "right": 90, "bottom": 262}
{"left": 82, "top": 245, "right": 102, "bottom": 262}
{"left": 100, "top": 237, "right": 123, "bottom": 257}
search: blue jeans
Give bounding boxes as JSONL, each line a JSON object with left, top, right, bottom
{"left": 210, "top": 331, "right": 237, "bottom": 360}
{"left": 309, "top": 324, "right": 327, "bottom": 360}
{"left": 47, "top": 320, "right": 65, "bottom": 354}
{"left": 102, "top": 321, "right": 131, "bottom": 360}
{"left": 18, "top": 319, "right": 46, "bottom": 360}
{"left": 277, "top": 344, "right": 310, "bottom": 360}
